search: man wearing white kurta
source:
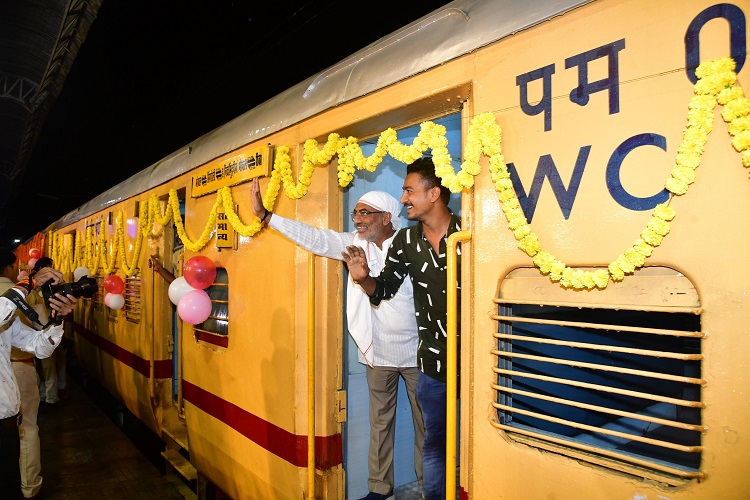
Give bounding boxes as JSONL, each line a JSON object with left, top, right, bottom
{"left": 251, "top": 179, "right": 424, "bottom": 500}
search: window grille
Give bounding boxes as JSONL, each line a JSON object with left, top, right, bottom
{"left": 193, "top": 268, "right": 228, "bottom": 347}
{"left": 124, "top": 273, "right": 141, "bottom": 323}
{"left": 92, "top": 275, "right": 105, "bottom": 311}
{"left": 491, "top": 268, "right": 705, "bottom": 484}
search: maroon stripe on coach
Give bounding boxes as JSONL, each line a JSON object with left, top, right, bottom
{"left": 73, "top": 322, "right": 173, "bottom": 378}
{"left": 182, "top": 379, "right": 343, "bottom": 469}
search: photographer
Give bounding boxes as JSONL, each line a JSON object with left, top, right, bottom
{"left": 0, "top": 249, "right": 78, "bottom": 499}
{"left": 13, "top": 256, "right": 61, "bottom": 498}
{"left": 31, "top": 257, "right": 71, "bottom": 410}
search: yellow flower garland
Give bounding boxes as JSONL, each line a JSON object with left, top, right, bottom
{"left": 170, "top": 190, "right": 220, "bottom": 252}
{"left": 482, "top": 57, "right": 746, "bottom": 289}
{"left": 117, "top": 206, "right": 149, "bottom": 276}
{"left": 50, "top": 57, "right": 747, "bottom": 290}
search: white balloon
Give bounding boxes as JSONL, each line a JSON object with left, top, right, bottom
{"left": 74, "top": 266, "right": 91, "bottom": 281}
{"left": 168, "top": 276, "right": 197, "bottom": 305}
{"left": 107, "top": 293, "right": 125, "bottom": 310}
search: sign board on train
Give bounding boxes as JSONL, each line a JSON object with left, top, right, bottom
{"left": 191, "top": 144, "right": 273, "bottom": 197}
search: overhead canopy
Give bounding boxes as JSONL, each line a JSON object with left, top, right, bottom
{"left": 0, "top": 0, "right": 102, "bottom": 233}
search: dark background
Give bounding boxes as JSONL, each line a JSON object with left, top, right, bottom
{"left": 6, "top": 0, "right": 449, "bottom": 249}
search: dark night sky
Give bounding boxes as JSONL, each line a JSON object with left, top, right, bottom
{"left": 8, "top": 0, "right": 449, "bottom": 248}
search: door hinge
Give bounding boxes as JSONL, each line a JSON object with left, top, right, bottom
{"left": 336, "top": 389, "right": 347, "bottom": 423}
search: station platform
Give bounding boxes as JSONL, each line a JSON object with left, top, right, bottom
{"left": 31, "top": 358, "right": 195, "bottom": 500}
{"left": 32, "top": 356, "right": 427, "bottom": 500}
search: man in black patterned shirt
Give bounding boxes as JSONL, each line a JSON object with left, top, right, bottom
{"left": 344, "top": 157, "right": 461, "bottom": 500}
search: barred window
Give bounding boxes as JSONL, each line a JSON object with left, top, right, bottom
{"left": 193, "top": 268, "right": 228, "bottom": 347}
{"left": 491, "top": 267, "right": 704, "bottom": 484}
{"left": 124, "top": 273, "right": 141, "bottom": 323}
{"left": 92, "top": 275, "right": 105, "bottom": 311}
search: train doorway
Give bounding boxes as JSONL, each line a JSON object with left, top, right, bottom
{"left": 342, "top": 113, "right": 463, "bottom": 498}
{"left": 167, "top": 198, "right": 185, "bottom": 406}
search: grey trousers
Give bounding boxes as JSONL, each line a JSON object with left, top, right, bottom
{"left": 365, "top": 365, "right": 425, "bottom": 495}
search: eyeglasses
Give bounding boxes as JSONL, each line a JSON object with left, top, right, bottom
{"left": 350, "top": 209, "right": 385, "bottom": 220}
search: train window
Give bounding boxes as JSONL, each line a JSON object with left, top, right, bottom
{"left": 193, "top": 267, "right": 228, "bottom": 347}
{"left": 92, "top": 275, "right": 105, "bottom": 311}
{"left": 491, "top": 267, "right": 705, "bottom": 484}
{"left": 124, "top": 273, "right": 141, "bottom": 323}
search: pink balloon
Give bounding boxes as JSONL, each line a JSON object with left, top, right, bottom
{"left": 183, "top": 256, "right": 217, "bottom": 289}
{"left": 28, "top": 257, "right": 38, "bottom": 269}
{"left": 104, "top": 274, "right": 125, "bottom": 294}
{"left": 29, "top": 248, "right": 41, "bottom": 259}
{"left": 177, "top": 289, "right": 212, "bottom": 325}
{"left": 17, "top": 270, "right": 28, "bottom": 281}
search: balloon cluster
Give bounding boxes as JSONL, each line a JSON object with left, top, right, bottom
{"left": 103, "top": 273, "right": 125, "bottom": 310}
{"left": 168, "top": 256, "right": 217, "bottom": 325}
{"left": 69, "top": 265, "right": 123, "bottom": 310}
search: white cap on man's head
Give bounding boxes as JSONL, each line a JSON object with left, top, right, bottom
{"left": 357, "top": 191, "right": 402, "bottom": 231}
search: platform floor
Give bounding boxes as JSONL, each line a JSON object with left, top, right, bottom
{"left": 32, "top": 357, "right": 429, "bottom": 500}
{"left": 33, "top": 362, "right": 194, "bottom": 500}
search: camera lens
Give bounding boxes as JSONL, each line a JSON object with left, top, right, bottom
{"left": 52, "top": 276, "right": 99, "bottom": 299}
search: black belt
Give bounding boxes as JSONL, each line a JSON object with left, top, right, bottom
{"left": 0, "top": 414, "right": 21, "bottom": 429}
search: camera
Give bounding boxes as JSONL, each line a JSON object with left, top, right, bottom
{"left": 41, "top": 275, "right": 99, "bottom": 308}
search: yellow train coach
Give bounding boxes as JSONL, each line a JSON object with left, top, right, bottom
{"left": 21, "top": 0, "right": 750, "bottom": 498}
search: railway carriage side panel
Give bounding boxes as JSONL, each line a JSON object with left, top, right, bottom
{"left": 467, "top": 0, "right": 749, "bottom": 498}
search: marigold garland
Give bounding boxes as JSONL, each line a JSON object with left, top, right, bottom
{"left": 117, "top": 205, "right": 149, "bottom": 276}
{"left": 219, "top": 187, "right": 262, "bottom": 237}
{"left": 171, "top": 190, "right": 220, "bottom": 252}
{"left": 497, "top": 57, "right": 745, "bottom": 289}
{"left": 50, "top": 57, "right": 747, "bottom": 291}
